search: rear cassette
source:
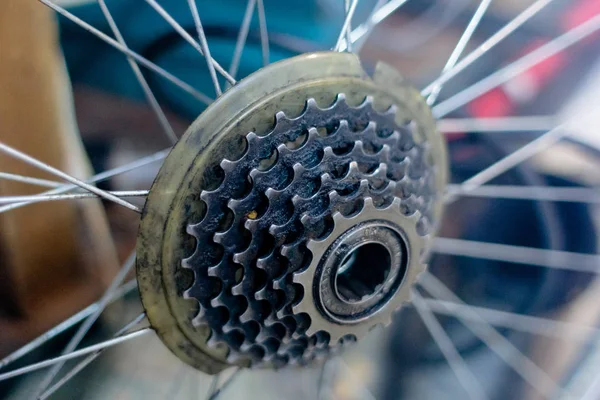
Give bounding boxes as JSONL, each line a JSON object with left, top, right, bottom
{"left": 136, "top": 52, "right": 447, "bottom": 374}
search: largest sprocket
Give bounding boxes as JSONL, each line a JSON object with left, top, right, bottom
{"left": 136, "top": 52, "right": 447, "bottom": 374}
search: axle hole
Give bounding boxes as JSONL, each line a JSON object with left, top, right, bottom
{"left": 335, "top": 242, "right": 391, "bottom": 303}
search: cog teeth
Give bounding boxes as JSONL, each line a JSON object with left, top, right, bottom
{"left": 206, "top": 331, "right": 224, "bottom": 348}
{"left": 210, "top": 292, "right": 228, "bottom": 308}
{"left": 239, "top": 307, "right": 254, "bottom": 324}
{"left": 305, "top": 98, "right": 319, "bottom": 110}
{"left": 231, "top": 281, "right": 244, "bottom": 296}
{"left": 363, "top": 196, "right": 375, "bottom": 208}
{"left": 274, "top": 110, "right": 287, "bottom": 123}
{"left": 190, "top": 305, "right": 207, "bottom": 327}
{"left": 353, "top": 140, "right": 365, "bottom": 154}
{"left": 220, "top": 158, "right": 236, "bottom": 173}
{"left": 207, "top": 259, "right": 226, "bottom": 278}
{"left": 255, "top": 287, "right": 269, "bottom": 301}
{"left": 179, "top": 89, "right": 441, "bottom": 368}
{"left": 362, "top": 95, "right": 374, "bottom": 108}
{"left": 246, "top": 131, "right": 259, "bottom": 144}
{"left": 347, "top": 161, "right": 360, "bottom": 176}
{"left": 368, "top": 163, "right": 387, "bottom": 179}
{"left": 386, "top": 103, "right": 399, "bottom": 116}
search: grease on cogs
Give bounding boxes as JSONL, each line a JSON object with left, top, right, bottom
{"left": 136, "top": 52, "right": 447, "bottom": 374}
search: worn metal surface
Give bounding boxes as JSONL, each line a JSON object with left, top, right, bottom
{"left": 136, "top": 51, "right": 447, "bottom": 374}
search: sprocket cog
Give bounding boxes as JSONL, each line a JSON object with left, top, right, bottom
{"left": 136, "top": 52, "right": 447, "bottom": 374}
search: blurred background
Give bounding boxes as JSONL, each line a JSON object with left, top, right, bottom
{"left": 1, "top": 0, "right": 600, "bottom": 399}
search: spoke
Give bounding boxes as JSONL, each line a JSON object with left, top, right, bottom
{"left": 0, "top": 142, "right": 140, "bottom": 213}
{"left": 351, "top": 0, "right": 387, "bottom": 53}
{"left": 448, "top": 117, "right": 581, "bottom": 202}
{"left": 0, "top": 328, "right": 151, "bottom": 382}
{"left": 256, "top": 0, "right": 270, "bottom": 66}
{"left": 582, "top": 375, "right": 600, "bottom": 400}
{"left": 344, "top": 0, "right": 353, "bottom": 52}
{"left": 423, "top": 299, "right": 600, "bottom": 341}
{"left": 334, "top": 0, "right": 359, "bottom": 51}
{"left": 437, "top": 116, "right": 557, "bottom": 133}
{"left": 433, "top": 237, "right": 600, "bottom": 273}
{"left": 205, "top": 373, "right": 220, "bottom": 400}
{"left": 97, "top": 0, "right": 177, "bottom": 144}
{"left": 426, "top": 0, "right": 492, "bottom": 105}
{"left": 37, "top": 0, "right": 212, "bottom": 105}
{"left": 432, "top": 13, "right": 600, "bottom": 118}
{"left": 412, "top": 291, "right": 488, "bottom": 400}
{"left": 207, "top": 368, "right": 241, "bottom": 400}
{"left": 33, "top": 252, "right": 137, "bottom": 396}
{"left": 317, "top": 356, "right": 337, "bottom": 400}
{"left": 143, "top": 0, "right": 235, "bottom": 85}
{"left": 0, "top": 280, "right": 137, "bottom": 370}
{"left": 38, "top": 313, "right": 146, "bottom": 400}
{"left": 187, "top": 0, "right": 222, "bottom": 96}
{"left": 338, "top": 360, "right": 377, "bottom": 400}
{"left": 0, "top": 172, "right": 61, "bottom": 188}
{"left": 421, "top": 0, "right": 554, "bottom": 97}
{"left": 420, "top": 272, "right": 568, "bottom": 399}
{"left": 0, "top": 148, "right": 169, "bottom": 215}
{"left": 447, "top": 184, "right": 600, "bottom": 203}
{"left": 340, "top": 0, "right": 410, "bottom": 52}
{"left": 229, "top": 0, "right": 257, "bottom": 79}
{"left": 0, "top": 190, "right": 148, "bottom": 204}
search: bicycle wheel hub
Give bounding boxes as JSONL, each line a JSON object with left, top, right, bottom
{"left": 136, "top": 52, "right": 447, "bottom": 373}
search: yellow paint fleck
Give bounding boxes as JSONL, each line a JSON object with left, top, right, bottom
{"left": 247, "top": 210, "right": 258, "bottom": 219}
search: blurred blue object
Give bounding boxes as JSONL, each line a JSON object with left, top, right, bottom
{"left": 58, "top": 0, "right": 377, "bottom": 118}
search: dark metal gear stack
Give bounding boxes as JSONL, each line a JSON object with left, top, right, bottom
{"left": 136, "top": 52, "right": 447, "bottom": 374}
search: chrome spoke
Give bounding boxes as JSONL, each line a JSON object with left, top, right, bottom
{"left": 0, "top": 172, "right": 61, "bottom": 188}
{"left": 208, "top": 368, "right": 241, "bottom": 400}
{"left": 317, "top": 356, "right": 336, "bottom": 400}
{"left": 98, "top": 0, "right": 178, "bottom": 144}
{"left": 37, "top": 0, "right": 212, "bottom": 105}
{"left": 340, "top": 0, "right": 410, "bottom": 52}
{"left": 437, "top": 116, "right": 557, "bottom": 133}
{"left": 0, "top": 148, "right": 169, "bottom": 214}
{"left": 187, "top": 0, "right": 222, "bottom": 96}
{"left": 205, "top": 374, "right": 220, "bottom": 400}
{"left": 0, "top": 142, "right": 141, "bottom": 213}
{"left": 421, "top": 0, "right": 554, "bottom": 97}
{"left": 426, "top": 0, "right": 492, "bottom": 105}
{"left": 420, "top": 272, "right": 568, "bottom": 399}
{"left": 351, "top": 0, "right": 388, "bottom": 53}
{"left": 432, "top": 14, "right": 600, "bottom": 118}
{"left": 338, "top": 359, "right": 377, "bottom": 400}
{"left": 412, "top": 291, "right": 488, "bottom": 400}
{"left": 0, "top": 328, "right": 151, "bottom": 382}
{"left": 433, "top": 237, "right": 600, "bottom": 273}
{"left": 256, "top": 0, "right": 270, "bottom": 66}
{"left": 229, "top": 0, "right": 257, "bottom": 79}
{"left": 334, "top": 0, "right": 359, "bottom": 51}
{"left": 33, "top": 252, "right": 137, "bottom": 396}
{"left": 344, "top": 0, "right": 354, "bottom": 52}
{"left": 447, "top": 184, "right": 600, "bottom": 203}
{"left": 38, "top": 313, "right": 147, "bottom": 400}
{"left": 582, "top": 375, "right": 600, "bottom": 400}
{"left": 143, "top": 0, "right": 235, "bottom": 85}
{"left": 0, "top": 280, "right": 137, "bottom": 370}
{"left": 448, "top": 116, "right": 583, "bottom": 201}
{"left": 423, "top": 299, "right": 600, "bottom": 341}
{"left": 0, "top": 190, "right": 148, "bottom": 205}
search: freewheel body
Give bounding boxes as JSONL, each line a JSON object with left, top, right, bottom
{"left": 136, "top": 52, "right": 447, "bottom": 374}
